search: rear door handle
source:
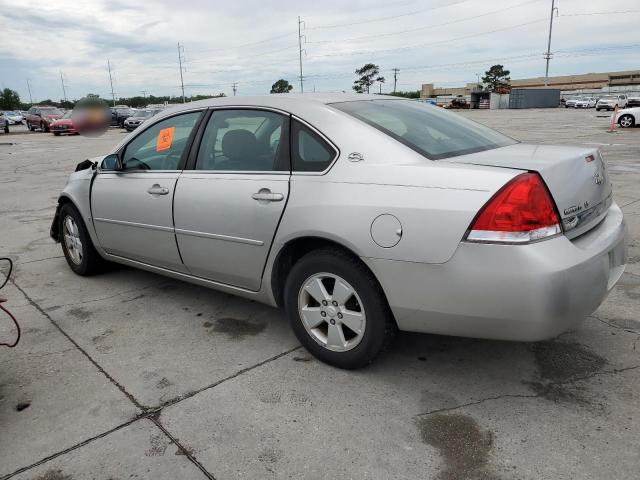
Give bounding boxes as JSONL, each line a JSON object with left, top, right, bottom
{"left": 147, "top": 184, "right": 170, "bottom": 195}
{"left": 252, "top": 188, "right": 284, "bottom": 202}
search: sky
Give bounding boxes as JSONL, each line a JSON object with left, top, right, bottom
{"left": 0, "top": 0, "right": 638, "bottom": 102}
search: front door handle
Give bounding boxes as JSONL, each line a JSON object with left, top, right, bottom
{"left": 147, "top": 184, "right": 170, "bottom": 195}
{"left": 252, "top": 188, "right": 284, "bottom": 203}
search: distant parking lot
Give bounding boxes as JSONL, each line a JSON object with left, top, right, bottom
{"left": 1, "top": 107, "right": 639, "bottom": 479}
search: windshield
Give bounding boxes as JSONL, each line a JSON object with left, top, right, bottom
{"left": 600, "top": 96, "right": 615, "bottom": 101}
{"left": 40, "top": 108, "right": 63, "bottom": 115}
{"left": 133, "top": 110, "right": 152, "bottom": 118}
{"left": 63, "top": 111, "right": 73, "bottom": 119}
{"left": 332, "top": 100, "right": 516, "bottom": 160}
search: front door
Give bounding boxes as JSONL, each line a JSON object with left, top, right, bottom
{"left": 91, "top": 110, "right": 202, "bottom": 272}
{"left": 174, "top": 108, "right": 290, "bottom": 290}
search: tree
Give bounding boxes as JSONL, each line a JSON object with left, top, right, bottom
{"left": 270, "top": 79, "right": 293, "bottom": 94}
{"left": 0, "top": 88, "right": 21, "bottom": 110}
{"left": 482, "top": 65, "right": 511, "bottom": 93}
{"left": 353, "top": 64, "right": 385, "bottom": 94}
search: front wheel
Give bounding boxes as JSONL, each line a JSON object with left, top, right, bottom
{"left": 619, "top": 114, "right": 635, "bottom": 128}
{"left": 3, "top": 124, "right": 8, "bottom": 134}
{"left": 53, "top": 131, "right": 60, "bottom": 136}
{"left": 59, "top": 203, "right": 107, "bottom": 275}
{"left": 284, "top": 247, "right": 396, "bottom": 369}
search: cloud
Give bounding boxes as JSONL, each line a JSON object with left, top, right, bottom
{"left": 0, "top": 0, "right": 637, "bottom": 101}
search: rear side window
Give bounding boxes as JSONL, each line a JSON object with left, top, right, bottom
{"left": 291, "top": 120, "right": 336, "bottom": 172}
{"left": 332, "top": 100, "right": 515, "bottom": 160}
{"left": 122, "top": 111, "right": 201, "bottom": 171}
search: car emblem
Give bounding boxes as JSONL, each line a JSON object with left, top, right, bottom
{"left": 593, "top": 172, "right": 603, "bottom": 185}
{"left": 347, "top": 152, "right": 364, "bottom": 162}
{"left": 564, "top": 205, "right": 582, "bottom": 216}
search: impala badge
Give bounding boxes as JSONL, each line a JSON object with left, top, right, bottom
{"left": 348, "top": 152, "right": 364, "bottom": 162}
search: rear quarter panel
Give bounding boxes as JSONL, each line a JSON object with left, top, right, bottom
{"left": 273, "top": 109, "right": 518, "bottom": 264}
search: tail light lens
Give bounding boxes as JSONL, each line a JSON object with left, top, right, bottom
{"left": 466, "top": 172, "right": 562, "bottom": 244}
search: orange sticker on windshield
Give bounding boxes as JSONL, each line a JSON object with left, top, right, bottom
{"left": 156, "top": 127, "right": 175, "bottom": 152}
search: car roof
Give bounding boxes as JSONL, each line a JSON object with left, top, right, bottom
{"left": 158, "top": 93, "right": 405, "bottom": 118}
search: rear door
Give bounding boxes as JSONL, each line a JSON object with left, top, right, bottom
{"left": 174, "top": 108, "right": 290, "bottom": 290}
{"left": 91, "top": 110, "right": 203, "bottom": 271}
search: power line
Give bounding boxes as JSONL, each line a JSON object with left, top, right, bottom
{"left": 308, "top": 17, "right": 547, "bottom": 59}
{"left": 307, "top": 0, "right": 470, "bottom": 30}
{"left": 308, "top": 0, "right": 543, "bottom": 45}
{"left": 559, "top": 10, "right": 640, "bottom": 17}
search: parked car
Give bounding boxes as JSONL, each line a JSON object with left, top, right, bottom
{"left": 2, "top": 111, "right": 24, "bottom": 124}
{"left": 25, "top": 106, "right": 64, "bottom": 132}
{"left": 0, "top": 112, "right": 9, "bottom": 133}
{"left": 596, "top": 94, "right": 628, "bottom": 111}
{"left": 564, "top": 97, "right": 579, "bottom": 108}
{"left": 613, "top": 107, "right": 639, "bottom": 128}
{"left": 626, "top": 97, "right": 640, "bottom": 108}
{"left": 49, "top": 94, "right": 627, "bottom": 369}
{"left": 123, "top": 108, "right": 161, "bottom": 131}
{"left": 50, "top": 110, "right": 79, "bottom": 136}
{"left": 574, "top": 97, "right": 597, "bottom": 108}
{"left": 110, "top": 105, "right": 133, "bottom": 127}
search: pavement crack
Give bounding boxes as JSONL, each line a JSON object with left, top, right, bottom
{"left": 156, "top": 345, "right": 302, "bottom": 410}
{"left": 10, "top": 279, "right": 145, "bottom": 411}
{"left": 149, "top": 417, "right": 216, "bottom": 480}
{"left": 589, "top": 314, "right": 640, "bottom": 335}
{"left": 415, "top": 365, "right": 640, "bottom": 417}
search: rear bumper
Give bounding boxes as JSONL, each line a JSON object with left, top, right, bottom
{"left": 364, "top": 203, "right": 627, "bottom": 341}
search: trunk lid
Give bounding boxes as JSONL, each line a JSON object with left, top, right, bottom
{"left": 447, "top": 143, "right": 613, "bottom": 239}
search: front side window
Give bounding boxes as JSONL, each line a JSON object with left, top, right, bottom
{"left": 195, "top": 109, "right": 288, "bottom": 171}
{"left": 121, "top": 111, "right": 201, "bottom": 171}
{"left": 291, "top": 120, "right": 336, "bottom": 172}
{"left": 332, "top": 100, "right": 516, "bottom": 160}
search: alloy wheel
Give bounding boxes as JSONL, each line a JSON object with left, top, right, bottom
{"left": 298, "top": 273, "right": 366, "bottom": 352}
{"left": 63, "top": 215, "right": 83, "bottom": 265}
{"left": 619, "top": 115, "right": 634, "bottom": 128}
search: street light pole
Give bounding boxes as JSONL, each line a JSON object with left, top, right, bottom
{"left": 544, "top": 0, "right": 558, "bottom": 86}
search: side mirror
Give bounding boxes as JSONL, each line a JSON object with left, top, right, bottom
{"left": 101, "top": 153, "right": 123, "bottom": 171}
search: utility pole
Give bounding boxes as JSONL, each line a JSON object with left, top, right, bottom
{"left": 26, "top": 79, "right": 33, "bottom": 105}
{"left": 107, "top": 60, "right": 116, "bottom": 107}
{"left": 544, "top": 0, "right": 558, "bottom": 86}
{"left": 141, "top": 90, "right": 148, "bottom": 99}
{"left": 392, "top": 68, "right": 399, "bottom": 94}
{"left": 232, "top": 82, "right": 238, "bottom": 96}
{"left": 178, "top": 42, "right": 186, "bottom": 103}
{"left": 298, "top": 16, "right": 305, "bottom": 93}
{"left": 60, "top": 71, "right": 68, "bottom": 103}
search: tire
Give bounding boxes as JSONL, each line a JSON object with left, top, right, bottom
{"left": 284, "top": 247, "right": 396, "bottom": 369}
{"left": 59, "top": 203, "right": 107, "bottom": 276}
{"left": 53, "top": 131, "right": 60, "bottom": 136}
{"left": 3, "top": 124, "right": 8, "bottom": 134}
{"left": 619, "top": 114, "right": 635, "bottom": 128}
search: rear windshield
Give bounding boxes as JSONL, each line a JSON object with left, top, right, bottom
{"left": 332, "top": 100, "right": 515, "bottom": 160}
{"left": 40, "top": 107, "right": 63, "bottom": 115}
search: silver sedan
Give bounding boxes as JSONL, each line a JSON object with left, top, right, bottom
{"left": 50, "top": 94, "right": 627, "bottom": 369}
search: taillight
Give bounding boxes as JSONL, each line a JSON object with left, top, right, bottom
{"left": 466, "top": 172, "right": 562, "bottom": 244}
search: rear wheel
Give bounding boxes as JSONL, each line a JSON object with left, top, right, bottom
{"left": 53, "top": 131, "right": 60, "bottom": 136}
{"left": 284, "top": 247, "right": 396, "bottom": 369}
{"left": 3, "top": 124, "right": 8, "bottom": 134}
{"left": 59, "top": 203, "right": 107, "bottom": 276}
{"left": 619, "top": 114, "right": 635, "bottom": 128}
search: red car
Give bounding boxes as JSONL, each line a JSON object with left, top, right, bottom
{"left": 25, "top": 105, "right": 63, "bottom": 132}
{"left": 50, "top": 111, "right": 78, "bottom": 136}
